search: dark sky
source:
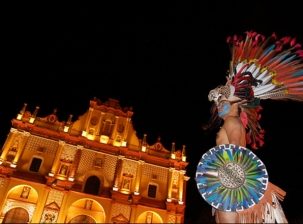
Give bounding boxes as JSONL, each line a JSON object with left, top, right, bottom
{"left": 2, "top": 2, "right": 303, "bottom": 222}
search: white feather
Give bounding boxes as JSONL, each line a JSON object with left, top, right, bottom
{"left": 252, "top": 66, "right": 261, "bottom": 78}
{"left": 260, "top": 75, "right": 273, "bottom": 85}
{"left": 236, "top": 62, "right": 246, "bottom": 73}
{"left": 247, "top": 63, "right": 257, "bottom": 73}
{"left": 256, "top": 69, "right": 268, "bottom": 80}
{"left": 254, "top": 84, "right": 276, "bottom": 95}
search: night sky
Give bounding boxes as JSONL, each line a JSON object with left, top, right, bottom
{"left": 2, "top": 3, "right": 303, "bottom": 222}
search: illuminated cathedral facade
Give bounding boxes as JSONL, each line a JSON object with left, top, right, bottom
{"left": 0, "top": 98, "right": 189, "bottom": 223}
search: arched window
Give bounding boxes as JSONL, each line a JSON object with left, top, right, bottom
{"left": 3, "top": 207, "right": 29, "bottom": 223}
{"left": 69, "top": 215, "right": 95, "bottom": 223}
{"left": 84, "top": 176, "right": 100, "bottom": 195}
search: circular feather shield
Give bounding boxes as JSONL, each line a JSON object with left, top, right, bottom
{"left": 195, "top": 144, "right": 268, "bottom": 212}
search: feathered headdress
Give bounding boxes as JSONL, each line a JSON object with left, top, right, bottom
{"left": 206, "top": 30, "right": 303, "bottom": 149}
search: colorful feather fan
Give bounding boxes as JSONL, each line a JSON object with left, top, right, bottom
{"left": 227, "top": 31, "right": 303, "bottom": 102}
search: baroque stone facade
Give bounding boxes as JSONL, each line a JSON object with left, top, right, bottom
{"left": 0, "top": 98, "right": 189, "bottom": 223}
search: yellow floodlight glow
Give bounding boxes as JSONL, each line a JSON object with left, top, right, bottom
{"left": 17, "top": 114, "right": 23, "bottom": 120}
{"left": 29, "top": 117, "right": 35, "bottom": 123}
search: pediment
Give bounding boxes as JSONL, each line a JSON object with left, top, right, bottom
{"left": 44, "top": 201, "right": 60, "bottom": 211}
{"left": 111, "top": 213, "right": 129, "bottom": 223}
{"left": 150, "top": 137, "right": 170, "bottom": 153}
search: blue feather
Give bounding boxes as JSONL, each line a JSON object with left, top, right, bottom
{"left": 292, "top": 70, "right": 303, "bottom": 77}
{"left": 281, "top": 54, "right": 297, "bottom": 64}
{"left": 267, "top": 51, "right": 290, "bottom": 65}
{"left": 260, "top": 44, "right": 276, "bottom": 57}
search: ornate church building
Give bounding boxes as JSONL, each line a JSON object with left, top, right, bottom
{"left": 0, "top": 98, "right": 189, "bottom": 223}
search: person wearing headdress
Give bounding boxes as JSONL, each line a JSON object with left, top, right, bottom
{"left": 196, "top": 31, "right": 303, "bottom": 223}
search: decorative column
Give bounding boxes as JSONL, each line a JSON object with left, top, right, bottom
{"left": 141, "top": 134, "right": 147, "bottom": 152}
{"left": 178, "top": 170, "right": 186, "bottom": 204}
{"left": 0, "top": 128, "right": 18, "bottom": 162}
{"left": 167, "top": 168, "right": 174, "bottom": 201}
{"left": 68, "top": 145, "right": 83, "bottom": 181}
{"left": 16, "top": 103, "right": 27, "bottom": 120}
{"left": 175, "top": 214, "right": 183, "bottom": 223}
{"left": 108, "top": 201, "right": 116, "bottom": 223}
{"left": 181, "top": 145, "right": 186, "bottom": 162}
{"left": 63, "top": 115, "right": 73, "bottom": 132}
{"left": 49, "top": 141, "right": 65, "bottom": 176}
{"left": 134, "top": 160, "right": 144, "bottom": 194}
{"left": 12, "top": 131, "right": 30, "bottom": 164}
{"left": 129, "top": 204, "right": 138, "bottom": 223}
{"left": 29, "top": 106, "right": 39, "bottom": 123}
{"left": 109, "top": 120, "right": 115, "bottom": 137}
{"left": 171, "top": 142, "right": 176, "bottom": 159}
{"left": 111, "top": 116, "right": 119, "bottom": 140}
{"left": 122, "top": 118, "right": 131, "bottom": 143}
{"left": 32, "top": 186, "right": 51, "bottom": 223}
{"left": 56, "top": 190, "right": 70, "bottom": 223}
{"left": 183, "top": 176, "right": 190, "bottom": 204}
{"left": 113, "top": 156, "right": 124, "bottom": 191}
{"left": 96, "top": 112, "right": 105, "bottom": 136}
{"left": 82, "top": 107, "right": 94, "bottom": 136}
{"left": 0, "top": 176, "right": 10, "bottom": 215}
